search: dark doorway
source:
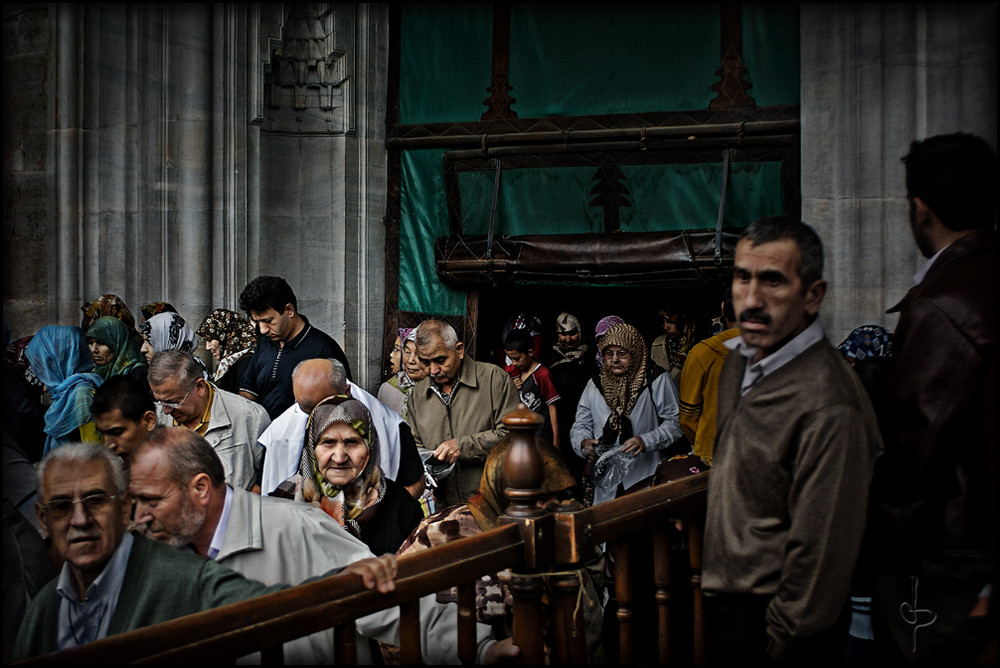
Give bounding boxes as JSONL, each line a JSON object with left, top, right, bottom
{"left": 474, "top": 281, "right": 728, "bottom": 367}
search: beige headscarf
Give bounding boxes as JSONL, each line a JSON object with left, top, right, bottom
{"left": 597, "top": 323, "right": 649, "bottom": 438}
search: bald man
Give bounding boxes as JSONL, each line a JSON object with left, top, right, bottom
{"left": 258, "top": 358, "right": 425, "bottom": 497}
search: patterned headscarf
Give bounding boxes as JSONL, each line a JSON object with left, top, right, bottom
{"left": 552, "top": 312, "right": 589, "bottom": 364}
{"left": 594, "top": 315, "right": 625, "bottom": 366}
{"left": 5, "top": 335, "right": 33, "bottom": 371}
{"left": 197, "top": 309, "right": 257, "bottom": 382}
{"left": 80, "top": 294, "right": 137, "bottom": 334}
{"left": 838, "top": 325, "right": 893, "bottom": 361}
{"left": 467, "top": 434, "right": 576, "bottom": 532}
{"left": 140, "top": 301, "right": 177, "bottom": 321}
{"left": 598, "top": 323, "right": 650, "bottom": 438}
{"left": 299, "top": 397, "right": 384, "bottom": 535}
{"left": 86, "top": 316, "right": 147, "bottom": 380}
{"left": 139, "top": 312, "right": 199, "bottom": 356}
{"left": 24, "top": 326, "right": 104, "bottom": 454}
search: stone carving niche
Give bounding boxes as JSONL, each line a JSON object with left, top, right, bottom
{"left": 264, "top": 3, "right": 353, "bottom": 134}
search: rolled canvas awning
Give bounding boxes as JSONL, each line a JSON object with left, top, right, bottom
{"left": 435, "top": 229, "right": 738, "bottom": 287}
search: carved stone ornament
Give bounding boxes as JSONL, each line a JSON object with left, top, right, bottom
{"left": 264, "top": 4, "right": 352, "bottom": 133}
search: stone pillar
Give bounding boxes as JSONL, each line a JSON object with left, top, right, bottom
{"left": 801, "top": 3, "right": 997, "bottom": 343}
{"left": 255, "top": 3, "right": 388, "bottom": 391}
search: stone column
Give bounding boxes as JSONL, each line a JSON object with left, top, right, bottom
{"left": 801, "top": 3, "right": 996, "bottom": 343}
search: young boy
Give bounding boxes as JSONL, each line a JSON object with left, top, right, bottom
{"left": 504, "top": 328, "right": 561, "bottom": 449}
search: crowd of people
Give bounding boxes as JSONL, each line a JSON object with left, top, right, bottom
{"left": 3, "top": 132, "right": 995, "bottom": 664}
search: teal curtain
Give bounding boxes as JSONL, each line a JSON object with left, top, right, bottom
{"left": 399, "top": 4, "right": 494, "bottom": 124}
{"left": 399, "top": 150, "right": 467, "bottom": 315}
{"left": 457, "top": 162, "right": 783, "bottom": 235}
{"left": 743, "top": 4, "right": 800, "bottom": 106}
{"left": 508, "top": 4, "right": 721, "bottom": 117}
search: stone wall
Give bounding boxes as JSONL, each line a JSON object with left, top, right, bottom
{"left": 801, "top": 3, "right": 997, "bottom": 344}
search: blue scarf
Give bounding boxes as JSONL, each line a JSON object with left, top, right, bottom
{"left": 25, "top": 326, "right": 104, "bottom": 454}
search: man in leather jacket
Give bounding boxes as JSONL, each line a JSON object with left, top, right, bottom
{"left": 871, "top": 132, "right": 997, "bottom": 664}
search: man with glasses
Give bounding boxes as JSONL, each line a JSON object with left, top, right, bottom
{"left": 148, "top": 350, "right": 268, "bottom": 490}
{"left": 12, "top": 442, "right": 398, "bottom": 660}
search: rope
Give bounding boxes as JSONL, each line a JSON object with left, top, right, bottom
{"left": 509, "top": 568, "right": 592, "bottom": 637}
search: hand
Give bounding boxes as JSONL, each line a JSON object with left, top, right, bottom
{"left": 622, "top": 436, "right": 646, "bottom": 456}
{"left": 512, "top": 376, "right": 523, "bottom": 389}
{"left": 581, "top": 439, "right": 599, "bottom": 461}
{"left": 434, "top": 439, "right": 460, "bottom": 464}
{"left": 345, "top": 554, "right": 397, "bottom": 593}
{"left": 484, "top": 638, "right": 520, "bottom": 664}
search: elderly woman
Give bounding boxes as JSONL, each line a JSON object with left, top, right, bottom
{"left": 24, "top": 326, "right": 104, "bottom": 454}
{"left": 570, "top": 322, "right": 689, "bottom": 506}
{"left": 86, "top": 315, "right": 148, "bottom": 387}
{"left": 196, "top": 308, "right": 257, "bottom": 394}
{"left": 281, "top": 397, "right": 424, "bottom": 555}
{"left": 377, "top": 327, "right": 426, "bottom": 418}
{"left": 138, "top": 312, "right": 199, "bottom": 364}
{"left": 389, "top": 435, "right": 604, "bottom": 661}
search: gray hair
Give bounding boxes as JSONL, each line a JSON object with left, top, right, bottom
{"left": 291, "top": 358, "right": 348, "bottom": 393}
{"left": 739, "top": 216, "right": 825, "bottom": 288}
{"left": 37, "top": 442, "right": 128, "bottom": 496}
{"left": 148, "top": 349, "right": 203, "bottom": 390}
{"left": 135, "top": 426, "right": 226, "bottom": 488}
{"left": 415, "top": 319, "right": 459, "bottom": 351}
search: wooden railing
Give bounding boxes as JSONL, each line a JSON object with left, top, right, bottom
{"left": 16, "top": 407, "right": 709, "bottom": 665}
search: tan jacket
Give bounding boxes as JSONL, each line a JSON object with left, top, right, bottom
{"left": 406, "top": 357, "right": 521, "bottom": 506}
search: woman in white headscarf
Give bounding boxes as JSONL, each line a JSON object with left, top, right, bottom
{"left": 138, "top": 312, "right": 199, "bottom": 363}
{"left": 570, "top": 322, "right": 689, "bottom": 506}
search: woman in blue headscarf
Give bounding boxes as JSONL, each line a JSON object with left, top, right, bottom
{"left": 24, "top": 326, "right": 104, "bottom": 454}
{"left": 86, "top": 315, "right": 148, "bottom": 386}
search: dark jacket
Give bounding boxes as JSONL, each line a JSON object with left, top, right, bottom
{"left": 874, "top": 229, "right": 997, "bottom": 578}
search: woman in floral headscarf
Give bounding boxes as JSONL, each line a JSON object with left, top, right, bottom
{"left": 139, "top": 301, "right": 177, "bottom": 322}
{"left": 284, "top": 397, "right": 423, "bottom": 555}
{"left": 86, "top": 316, "right": 148, "bottom": 386}
{"left": 196, "top": 308, "right": 256, "bottom": 394}
{"left": 376, "top": 327, "right": 427, "bottom": 418}
{"left": 80, "top": 293, "right": 138, "bottom": 335}
{"left": 24, "top": 326, "right": 104, "bottom": 454}
{"left": 570, "top": 322, "right": 688, "bottom": 506}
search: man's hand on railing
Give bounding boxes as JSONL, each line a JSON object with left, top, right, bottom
{"left": 343, "top": 554, "right": 398, "bottom": 593}
{"left": 484, "top": 637, "right": 520, "bottom": 664}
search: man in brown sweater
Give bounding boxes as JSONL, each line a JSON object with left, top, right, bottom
{"left": 703, "top": 217, "right": 882, "bottom": 662}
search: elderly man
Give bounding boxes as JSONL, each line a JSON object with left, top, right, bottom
{"left": 406, "top": 319, "right": 521, "bottom": 507}
{"left": 91, "top": 375, "right": 157, "bottom": 460}
{"left": 870, "top": 133, "right": 997, "bottom": 663}
{"left": 129, "top": 427, "right": 516, "bottom": 664}
{"left": 149, "top": 350, "right": 268, "bottom": 490}
{"left": 238, "top": 275, "right": 352, "bottom": 419}
{"left": 258, "top": 358, "right": 425, "bottom": 497}
{"left": 12, "top": 442, "right": 396, "bottom": 660}
{"left": 702, "top": 217, "right": 882, "bottom": 662}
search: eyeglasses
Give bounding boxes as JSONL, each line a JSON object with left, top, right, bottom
{"left": 602, "top": 349, "right": 632, "bottom": 360}
{"left": 42, "top": 493, "right": 119, "bottom": 519}
{"left": 154, "top": 383, "right": 195, "bottom": 410}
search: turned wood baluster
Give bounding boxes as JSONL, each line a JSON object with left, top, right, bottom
{"left": 550, "top": 572, "right": 589, "bottom": 665}
{"left": 654, "top": 524, "right": 673, "bottom": 663}
{"left": 612, "top": 537, "right": 634, "bottom": 664}
{"left": 333, "top": 621, "right": 357, "bottom": 664}
{"left": 502, "top": 403, "right": 545, "bottom": 665}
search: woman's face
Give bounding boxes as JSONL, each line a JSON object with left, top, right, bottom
{"left": 205, "top": 338, "right": 221, "bottom": 361}
{"left": 602, "top": 345, "right": 632, "bottom": 376}
{"left": 389, "top": 337, "right": 402, "bottom": 375}
{"left": 140, "top": 338, "right": 155, "bottom": 364}
{"left": 402, "top": 340, "right": 427, "bottom": 382}
{"left": 88, "top": 338, "right": 114, "bottom": 367}
{"left": 315, "top": 422, "right": 370, "bottom": 487}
